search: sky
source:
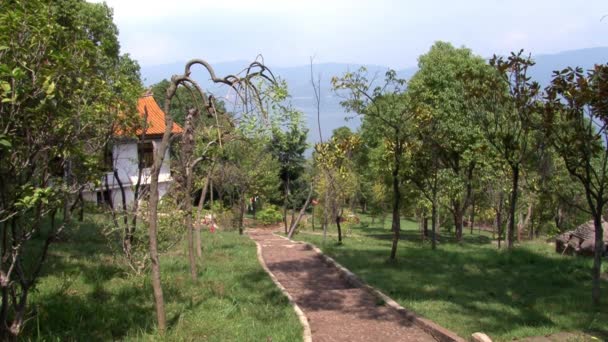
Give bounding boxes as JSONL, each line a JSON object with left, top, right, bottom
{"left": 91, "top": 0, "right": 608, "bottom": 69}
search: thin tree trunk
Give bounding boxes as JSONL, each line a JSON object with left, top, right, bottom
{"left": 389, "top": 149, "right": 401, "bottom": 260}
{"left": 288, "top": 186, "right": 313, "bottom": 239}
{"left": 452, "top": 201, "right": 463, "bottom": 242}
{"left": 423, "top": 214, "right": 429, "bottom": 238}
{"left": 322, "top": 188, "right": 329, "bottom": 243}
{"left": 508, "top": 165, "right": 519, "bottom": 249}
{"left": 180, "top": 108, "right": 198, "bottom": 281}
{"left": 470, "top": 198, "right": 475, "bottom": 235}
{"left": 591, "top": 210, "right": 604, "bottom": 306}
{"left": 283, "top": 177, "right": 289, "bottom": 234}
{"left": 311, "top": 205, "right": 315, "bottom": 231}
{"left": 186, "top": 205, "right": 197, "bottom": 280}
{"left": 210, "top": 179, "right": 214, "bottom": 208}
{"left": 239, "top": 195, "right": 246, "bottom": 235}
{"left": 291, "top": 201, "right": 296, "bottom": 230}
{"left": 336, "top": 208, "right": 343, "bottom": 243}
{"left": 195, "top": 172, "right": 211, "bottom": 259}
{"left": 496, "top": 191, "right": 504, "bottom": 249}
{"left": 431, "top": 197, "right": 437, "bottom": 250}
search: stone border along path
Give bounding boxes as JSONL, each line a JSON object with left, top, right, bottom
{"left": 248, "top": 228, "right": 465, "bottom": 342}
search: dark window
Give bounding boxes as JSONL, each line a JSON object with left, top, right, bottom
{"left": 96, "top": 190, "right": 112, "bottom": 208}
{"left": 102, "top": 145, "right": 114, "bottom": 172}
{"left": 138, "top": 142, "right": 154, "bottom": 169}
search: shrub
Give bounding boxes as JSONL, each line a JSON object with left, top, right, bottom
{"left": 257, "top": 205, "right": 283, "bottom": 225}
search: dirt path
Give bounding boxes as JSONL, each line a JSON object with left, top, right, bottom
{"left": 248, "top": 228, "right": 438, "bottom": 342}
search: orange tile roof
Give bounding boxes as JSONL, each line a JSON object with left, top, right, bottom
{"left": 136, "top": 95, "right": 183, "bottom": 136}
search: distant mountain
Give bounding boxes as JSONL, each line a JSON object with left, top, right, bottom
{"left": 140, "top": 47, "right": 608, "bottom": 143}
{"left": 527, "top": 47, "right": 608, "bottom": 87}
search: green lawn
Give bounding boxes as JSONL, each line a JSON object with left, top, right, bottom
{"left": 294, "top": 215, "right": 608, "bottom": 341}
{"left": 25, "top": 215, "right": 302, "bottom": 341}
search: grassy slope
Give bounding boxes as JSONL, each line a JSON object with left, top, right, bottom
{"left": 25, "top": 215, "right": 301, "bottom": 341}
{"left": 295, "top": 215, "right": 607, "bottom": 341}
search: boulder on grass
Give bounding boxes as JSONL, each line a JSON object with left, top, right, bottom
{"left": 555, "top": 220, "right": 608, "bottom": 256}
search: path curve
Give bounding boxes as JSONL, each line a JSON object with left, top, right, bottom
{"left": 248, "top": 228, "right": 438, "bottom": 342}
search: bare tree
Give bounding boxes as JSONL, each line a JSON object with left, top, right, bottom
{"left": 148, "top": 58, "right": 277, "bottom": 332}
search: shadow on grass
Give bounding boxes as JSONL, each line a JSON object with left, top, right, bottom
{"left": 24, "top": 217, "right": 203, "bottom": 340}
{"left": 302, "top": 226, "right": 608, "bottom": 340}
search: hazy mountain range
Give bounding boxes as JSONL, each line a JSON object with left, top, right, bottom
{"left": 141, "top": 47, "right": 608, "bottom": 143}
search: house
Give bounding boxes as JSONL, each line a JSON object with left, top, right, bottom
{"left": 83, "top": 94, "right": 183, "bottom": 207}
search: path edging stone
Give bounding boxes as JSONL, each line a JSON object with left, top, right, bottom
{"left": 250, "top": 236, "right": 312, "bottom": 342}
{"left": 277, "top": 232, "right": 466, "bottom": 342}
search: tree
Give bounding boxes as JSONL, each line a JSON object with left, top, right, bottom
{"left": 220, "top": 135, "right": 280, "bottom": 234}
{"left": 314, "top": 130, "right": 360, "bottom": 243}
{"left": 0, "top": 0, "right": 141, "bottom": 337}
{"left": 467, "top": 50, "right": 541, "bottom": 249}
{"left": 149, "top": 58, "right": 277, "bottom": 332}
{"left": 269, "top": 109, "right": 308, "bottom": 234}
{"left": 333, "top": 70, "right": 411, "bottom": 259}
{"left": 545, "top": 64, "right": 608, "bottom": 306}
{"left": 407, "top": 42, "right": 487, "bottom": 242}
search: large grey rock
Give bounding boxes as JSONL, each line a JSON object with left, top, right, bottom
{"left": 555, "top": 220, "right": 608, "bottom": 256}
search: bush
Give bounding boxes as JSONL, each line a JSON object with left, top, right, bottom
{"left": 257, "top": 205, "right": 283, "bottom": 225}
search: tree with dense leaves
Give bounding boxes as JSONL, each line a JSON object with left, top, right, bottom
{"left": 466, "top": 50, "right": 541, "bottom": 249}
{"left": 545, "top": 64, "right": 608, "bottom": 306}
{"left": 408, "top": 42, "right": 488, "bottom": 242}
{"left": 0, "top": 0, "right": 142, "bottom": 337}
{"left": 332, "top": 70, "right": 411, "bottom": 259}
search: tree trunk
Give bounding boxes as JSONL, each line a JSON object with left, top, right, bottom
{"left": 291, "top": 201, "right": 296, "bottom": 230}
{"left": 423, "top": 214, "right": 429, "bottom": 238}
{"left": 452, "top": 200, "right": 463, "bottom": 242}
{"left": 210, "top": 179, "right": 214, "bottom": 208}
{"left": 496, "top": 191, "right": 504, "bottom": 249}
{"left": 336, "top": 211, "right": 343, "bottom": 243}
{"left": 322, "top": 190, "right": 329, "bottom": 243}
{"left": 186, "top": 206, "right": 197, "bottom": 280}
{"left": 591, "top": 210, "right": 604, "bottom": 306}
{"left": 148, "top": 176, "right": 166, "bottom": 333}
{"left": 283, "top": 177, "right": 290, "bottom": 234}
{"left": 195, "top": 172, "right": 211, "bottom": 259}
{"left": 311, "top": 205, "right": 315, "bottom": 231}
{"left": 390, "top": 152, "right": 401, "bottom": 260}
{"left": 431, "top": 197, "right": 437, "bottom": 250}
{"left": 508, "top": 165, "right": 519, "bottom": 249}
{"left": 470, "top": 198, "right": 475, "bottom": 235}
{"left": 238, "top": 195, "right": 246, "bottom": 235}
{"left": 288, "top": 187, "right": 313, "bottom": 239}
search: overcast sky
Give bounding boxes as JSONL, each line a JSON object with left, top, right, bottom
{"left": 91, "top": 0, "right": 608, "bottom": 69}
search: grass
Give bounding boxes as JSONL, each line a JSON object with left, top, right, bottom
{"left": 24, "top": 214, "right": 302, "bottom": 341}
{"left": 294, "top": 214, "right": 608, "bottom": 341}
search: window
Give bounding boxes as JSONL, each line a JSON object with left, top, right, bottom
{"left": 96, "top": 190, "right": 112, "bottom": 208}
{"left": 102, "top": 145, "right": 114, "bottom": 172}
{"left": 138, "top": 142, "right": 154, "bottom": 169}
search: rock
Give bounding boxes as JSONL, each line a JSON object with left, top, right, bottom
{"left": 471, "top": 332, "right": 492, "bottom": 342}
{"left": 555, "top": 220, "right": 608, "bottom": 256}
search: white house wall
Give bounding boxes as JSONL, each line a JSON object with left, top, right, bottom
{"left": 83, "top": 138, "right": 174, "bottom": 206}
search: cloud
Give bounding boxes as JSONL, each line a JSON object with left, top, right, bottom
{"left": 88, "top": 0, "right": 608, "bottom": 68}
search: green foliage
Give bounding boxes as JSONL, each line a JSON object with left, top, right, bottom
{"left": 0, "top": 0, "right": 142, "bottom": 335}
{"left": 257, "top": 205, "right": 283, "bottom": 225}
